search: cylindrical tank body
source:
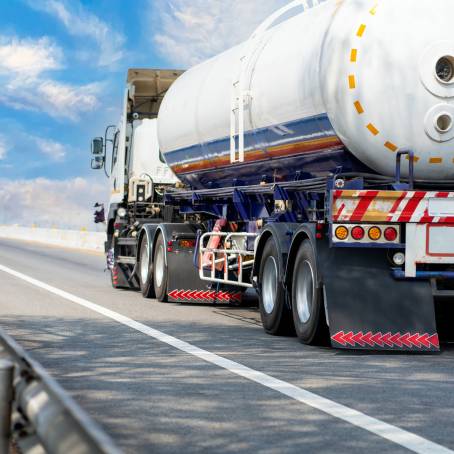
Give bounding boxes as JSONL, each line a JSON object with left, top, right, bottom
{"left": 158, "top": 0, "right": 454, "bottom": 189}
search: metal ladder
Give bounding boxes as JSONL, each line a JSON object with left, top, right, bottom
{"left": 229, "top": 0, "right": 325, "bottom": 164}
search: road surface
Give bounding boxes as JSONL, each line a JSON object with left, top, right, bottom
{"left": 0, "top": 238, "right": 453, "bottom": 454}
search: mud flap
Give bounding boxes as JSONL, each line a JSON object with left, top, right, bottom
{"left": 319, "top": 245, "right": 439, "bottom": 352}
{"left": 167, "top": 246, "right": 242, "bottom": 304}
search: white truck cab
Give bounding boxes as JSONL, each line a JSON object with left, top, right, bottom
{"left": 91, "top": 69, "right": 183, "bottom": 226}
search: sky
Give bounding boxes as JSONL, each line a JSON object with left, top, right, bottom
{"left": 0, "top": 0, "right": 288, "bottom": 229}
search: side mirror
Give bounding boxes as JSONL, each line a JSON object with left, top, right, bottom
{"left": 91, "top": 137, "right": 104, "bottom": 156}
{"left": 91, "top": 156, "right": 104, "bottom": 170}
{"left": 91, "top": 137, "right": 105, "bottom": 171}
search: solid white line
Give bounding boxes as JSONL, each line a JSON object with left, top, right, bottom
{"left": 0, "top": 263, "right": 451, "bottom": 454}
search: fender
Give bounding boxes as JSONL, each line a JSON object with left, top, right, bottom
{"left": 151, "top": 223, "right": 199, "bottom": 266}
{"left": 252, "top": 223, "right": 300, "bottom": 285}
{"left": 137, "top": 224, "right": 160, "bottom": 264}
{"left": 285, "top": 224, "right": 320, "bottom": 292}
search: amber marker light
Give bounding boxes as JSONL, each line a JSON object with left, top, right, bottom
{"left": 368, "top": 226, "right": 382, "bottom": 241}
{"left": 335, "top": 226, "right": 349, "bottom": 241}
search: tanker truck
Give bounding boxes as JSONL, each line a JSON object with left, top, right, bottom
{"left": 90, "top": 0, "right": 454, "bottom": 352}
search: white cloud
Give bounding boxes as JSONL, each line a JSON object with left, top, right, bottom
{"left": 150, "top": 0, "right": 289, "bottom": 67}
{"left": 29, "top": 0, "right": 125, "bottom": 68}
{"left": 0, "top": 35, "right": 101, "bottom": 120}
{"left": 0, "top": 36, "right": 62, "bottom": 76}
{"left": 34, "top": 137, "right": 66, "bottom": 161}
{"left": 0, "top": 177, "right": 109, "bottom": 229}
{"left": 0, "top": 136, "right": 8, "bottom": 160}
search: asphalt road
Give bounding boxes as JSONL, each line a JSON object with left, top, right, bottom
{"left": 0, "top": 238, "right": 454, "bottom": 454}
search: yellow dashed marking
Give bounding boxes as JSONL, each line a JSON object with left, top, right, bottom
{"left": 349, "top": 75, "right": 356, "bottom": 89}
{"left": 384, "top": 141, "right": 398, "bottom": 152}
{"left": 406, "top": 155, "right": 420, "bottom": 163}
{"left": 370, "top": 4, "right": 378, "bottom": 15}
{"left": 350, "top": 49, "right": 358, "bottom": 62}
{"left": 367, "top": 123, "right": 380, "bottom": 136}
{"left": 354, "top": 101, "right": 364, "bottom": 114}
{"left": 430, "top": 157, "right": 443, "bottom": 164}
{"left": 357, "top": 24, "right": 367, "bottom": 37}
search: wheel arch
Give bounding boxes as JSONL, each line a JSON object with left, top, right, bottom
{"left": 285, "top": 225, "right": 321, "bottom": 300}
{"left": 253, "top": 223, "right": 299, "bottom": 287}
{"left": 146, "top": 223, "right": 200, "bottom": 267}
{"left": 137, "top": 224, "right": 160, "bottom": 264}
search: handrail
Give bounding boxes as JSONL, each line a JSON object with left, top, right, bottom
{"left": 199, "top": 232, "right": 258, "bottom": 288}
{"left": 0, "top": 328, "right": 122, "bottom": 454}
{"left": 230, "top": 0, "right": 327, "bottom": 164}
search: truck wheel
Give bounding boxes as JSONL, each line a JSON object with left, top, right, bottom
{"left": 258, "top": 237, "right": 294, "bottom": 335}
{"left": 139, "top": 236, "right": 155, "bottom": 298}
{"left": 291, "top": 240, "right": 327, "bottom": 345}
{"left": 153, "top": 233, "right": 168, "bottom": 302}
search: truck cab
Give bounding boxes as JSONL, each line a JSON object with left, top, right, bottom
{"left": 90, "top": 69, "right": 183, "bottom": 240}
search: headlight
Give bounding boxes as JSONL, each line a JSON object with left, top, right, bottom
{"left": 117, "top": 207, "right": 127, "bottom": 218}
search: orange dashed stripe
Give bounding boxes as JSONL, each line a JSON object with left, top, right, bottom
{"left": 350, "top": 49, "right": 358, "bottom": 62}
{"left": 430, "top": 157, "right": 443, "bottom": 164}
{"left": 348, "top": 75, "right": 356, "bottom": 89}
{"left": 367, "top": 123, "right": 380, "bottom": 136}
{"left": 384, "top": 141, "right": 398, "bottom": 152}
{"left": 357, "top": 24, "right": 366, "bottom": 37}
{"left": 354, "top": 101, "right": 364, "bottom": 114}
{"left": 405, "top": 155, "right": 420, "bottom": 163}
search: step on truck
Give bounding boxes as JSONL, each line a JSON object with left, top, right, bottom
{"left": 90, "top": 0, "right": 454, "bottom": 352}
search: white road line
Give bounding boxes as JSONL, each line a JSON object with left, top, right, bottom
{"left": 0, "top": 263, "right": 451, "bottom": 454}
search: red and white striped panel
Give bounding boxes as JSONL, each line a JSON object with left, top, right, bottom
{"left": 332, "top": 190, "right": 454, "bottom": 224}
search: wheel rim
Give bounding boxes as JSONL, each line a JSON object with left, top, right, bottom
{"left": 295, "top": 260, "right": 314, "bottom": 324}
{"left": 262, "top": 256, "right": 278, "bottom": 314}
{"left": 140, "top": 241, "right": 149, "bottom": 285}
{"left": 155, "top": 245, "right": 165, "bottom": 288}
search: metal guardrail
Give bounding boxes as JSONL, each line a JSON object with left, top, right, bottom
{"left": 0, "top": 328, "right": 122, "bottom": 454}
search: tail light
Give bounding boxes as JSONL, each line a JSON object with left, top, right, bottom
{"left": 351, "top": 226, "right": 365, "bottom": 240}
{"left": 179, "top": 239, "right": 196, "bottom": 248}
{"left": 368, "top": 227, "right": 382, "bottom": 241}
{"left": 335, "top": 226, "right": 349, "bottom": 240}
{"left": 384, "top": 227, "right": 398, "bottom": 242}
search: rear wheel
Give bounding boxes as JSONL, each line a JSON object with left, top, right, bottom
{"left": 258, "top": 237, "right": 294, "bottom": 335}
{"left": 139, "top": 236, "right": 155, "bottom": 298}
{"left": 291, "top": 240, "right": 328, "bottom": 345}
{"left": 153, "top": 233, "right": 168, "bottom": 302}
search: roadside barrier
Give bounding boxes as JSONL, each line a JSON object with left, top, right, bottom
{"left": 0, "top": 328, "right": 121, "bottom": 454}
{"left": 0, "top": 226, "right": 106, "bottom": 252}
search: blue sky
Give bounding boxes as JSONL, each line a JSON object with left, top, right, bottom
{"left": 0, "top": 0, "right": 287, "bottom": 228}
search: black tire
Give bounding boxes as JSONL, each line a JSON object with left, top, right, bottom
{"left": 138, "top": 236, "right": 155, "bottom": 298}
{"left": 258, "top": 237, "right": 294, "bottom": 335}
{"left": 291, "top": 240, "right": 328, "bottom": 345}
{"left": 153, "top": 233, "right": 168, "bottom": 302}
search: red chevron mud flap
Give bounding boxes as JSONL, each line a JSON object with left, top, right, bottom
{"left": 168, "top": 289, "right": 242, "bottom": 304}
{"left": 331, "top": 331, "right": 439, "bottom": 350}
{"left": 166, "top": 237, "right": 243, "bottom": 305}
{"left": 317, "top": 241, "right": 440, "bottom": 352}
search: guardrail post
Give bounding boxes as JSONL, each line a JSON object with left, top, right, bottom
{"left": 0, "top": 359, "right": 14, "bottom": 454}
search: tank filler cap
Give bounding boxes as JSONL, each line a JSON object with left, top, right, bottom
{"left": 425, "top": 104, "right": 454, "bottom": 142}
{"left": 420, "top": 41, "right": 454, "bottom": 98}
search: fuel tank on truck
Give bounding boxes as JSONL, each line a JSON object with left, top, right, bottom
{"left": 158, "top": 0, "right": 454, "bottom": 189}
